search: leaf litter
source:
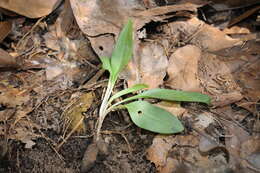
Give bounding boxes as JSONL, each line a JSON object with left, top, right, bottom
{"left": 0, "top": 0, "right": 260, "bottom": 172}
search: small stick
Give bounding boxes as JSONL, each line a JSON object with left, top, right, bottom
{"left": 56, "top": 116, "right": 84, "bottom": 150}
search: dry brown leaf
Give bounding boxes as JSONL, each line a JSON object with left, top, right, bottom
{"left": 160, "top": 158, "right": 178, "bottom": 173}
{"left": 0, "top": 109, "right": 15, "bottom": 122}
{"left": 63, "top": 92, "right": 94, "bottom": 133}
{"left": 199, "top": 52, "right": 243, "bottom": 107}
{"left": 0, "top": 48, "right": 19, "bottom": 69}
{"left": 195, "top": 112, "right": 215, "bottom": 129}
{"left": 88, "top": 35, "right": 115, "bottom": 58}
{"left": 146, "top": 134, "right": 227, "bottom": 173}
{"left": 57, "top": 0, "right": 75, "bottom": 35}
{"left": 7, "top": 117, "right": 41, "bottom": 149}
{"left": 126, "top": 41, "right": 169, "bottom": 88}
{"left": 0, "top": 21, "right": 12, "bottom": 43}
{"left": 235, "top": 59, "right": 260, "bottom": 102}
{"left": 155, "top": 101, "right": 187, "bottom": 117}
{"left": 166, "top": 45, "right": 201, "bottom": 92}
{"left": 70, "top": 0, "right": 200, "bottom": 36}
{"left": 70, "top": 0, "right": 142, "bottom": 37}
{"left": 0, "top": 86, "right": 30, "bottom": 107}
{"left": 163, "top": 17, "right": 242, "bottom": 52}
{"left": 210, "top": 40, "right": 260, "bottom": 108}
{"left": 146, "top": 135, "right": 176, "bottom": 172}
{"left": 0, "top": 0, "right": 62, "bottom": 18}
{"left": 223, "top": 26, "right": 251, "bottom": 35}
{"left": 241, "top": 138, "right": 260, "bottom": 159}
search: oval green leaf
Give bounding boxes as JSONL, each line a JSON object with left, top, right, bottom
{"left": 108, "top": 84, "right": 148, "bottom": 104}
{"left": 125, "top": 101, "right": 184, "bottom": 134}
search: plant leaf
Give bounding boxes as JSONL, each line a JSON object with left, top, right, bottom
{"left": 110, "top": 20, "right": 133, "bottom": 80}
{"left": 125, "top": 101, "right": 184, "bottom": 134}
{"left": 108, "top": 84, "right": 148, "bottom": 104}
{"left": 121, "top": 89, "right": 211, "bottom": 105}
{"left": 100, "top": 56, "right": 112, "bottom": 73}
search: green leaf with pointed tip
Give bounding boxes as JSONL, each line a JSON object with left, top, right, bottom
{"left": 108, "top": 84, "right": 148, "bottom": 104}
{"left": 100, "top": 56, "right": 112, "bottom": 73}
{"left": 121, "top": 88, "right": 211, "bottom": 105}
{"left": 110, "top": 20, "right": 133, "bottom": 80}
{"left": 125, "top": 101, "right": 184, "bottom": 134}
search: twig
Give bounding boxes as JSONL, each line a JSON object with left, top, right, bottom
{"left": 56, "top": 116, "right": 84, "bottom": 150}
{"left": 16, "top": 16, "right": 45, "bottom": 49}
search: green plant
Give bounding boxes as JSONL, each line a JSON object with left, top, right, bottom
{"left": 96, "top": 20, "right": 211, "bottom": 140}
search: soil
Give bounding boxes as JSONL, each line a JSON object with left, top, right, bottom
{"left": 2, "top": 113, "right": 157, "bottom": 173}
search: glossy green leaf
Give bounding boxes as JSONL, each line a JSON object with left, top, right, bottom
{"left": 110, "top": 20, "right": 133, "bottom": 80}
{"left": 100, "top": 56, "right": 112, "bottom": 73}
{"left": 125, "top": 101, "right": 184, "bottom": 134}
{"left": 121, "top": 88, "right": 211, "bottom": 105}
{"left": 108, "top": 84, "right": 148, "bottom": 104}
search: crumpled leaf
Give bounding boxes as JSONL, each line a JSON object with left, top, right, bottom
{"left": 125, "top": 101, "right": 184, "bottom": 134}
{"left": 124, "top": 41, "right": 169, "bottom": 89}
{"left": 63, "top": 92, "right": 94, "bottom": 133}
{"left": 167, "top": 45, "right": 201, "bottom": 92}
{"left": 198, "top": 52, "right": 243, "bottom": 107}
{"left": 147, "top": 134, "right": 225, "bottom": 173}
{"left": 162, "top": 17, "right": 242, "bottom": 52}
{"left": 0, "top": 0, "right": 62, "bottom": 18}
{"left": 146, "top": 135, "right": 176, "bottom": 172}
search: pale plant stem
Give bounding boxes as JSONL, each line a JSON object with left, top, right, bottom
{"left": 96, "top": 80, "right": 114, "bottom": 141}
{"left": 105, "top": 101, "right": 125, "bottom": 115}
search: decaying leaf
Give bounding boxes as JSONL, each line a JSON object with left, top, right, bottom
{"left": 6, "top": 117, "right": 41, "bottom": 149}
{"left": 0, "top": 48, "right": 20, "bottom": 69}
{"left": 166, "top": 45, "right": 201, "bottom": 92}
{"left": 124, "top": 41, "right": 169, "bottom": 88}
{"left": 0, "top": 86, "right": 30, "bottom": 107}
{"left": 146, "top": 135, "right": 176, "bottom": 171}
{"left": 0, "top": 0, "right": 62, "bottom": 18}
{"left": 234, "top": 58, "right": 260, "bottom": 103}
{"left": 63, "top": 92, "right": 94, "bottom": 133}
{"left": 0, "top": 109, "right": 15, "bottom": 122}
{"left": 147, "top": 134, "right": 228, "bottom": 173}
{"left": 199, "top": 52, "right": 243, "bottom": 107}
{"left": 163, "top": 17, "right": 242, "bottom": 51}
{"left": 0, "top": 21, "right": 12, "bottom": 43}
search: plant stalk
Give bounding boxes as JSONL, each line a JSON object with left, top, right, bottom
{"left": 96, "top": 79, "right": 114, "bottom": 141}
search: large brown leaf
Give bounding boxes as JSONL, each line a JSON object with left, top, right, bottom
{"left": 0, "top": 0, "right": 62, "bottom": 18}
